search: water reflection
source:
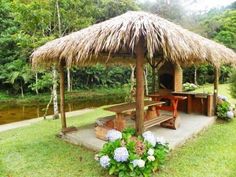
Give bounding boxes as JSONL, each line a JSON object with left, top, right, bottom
{"left": 0, "top": 96, "right": 124, "bottom": 125}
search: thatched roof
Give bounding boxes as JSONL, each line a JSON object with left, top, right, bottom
{"left": 31, "top": 11, "right": 236, "bottom": 68}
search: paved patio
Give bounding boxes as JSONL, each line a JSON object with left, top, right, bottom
{"left": 62, "top": 112, "right": 215, "bottom": 151}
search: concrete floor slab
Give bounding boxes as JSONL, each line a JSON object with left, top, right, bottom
{"left": 62, "top": 112, "right": 215, "bottom": 151}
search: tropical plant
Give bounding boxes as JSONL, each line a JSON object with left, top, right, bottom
{"left": 96, "top": 129, "right": 169, "bottom": 177}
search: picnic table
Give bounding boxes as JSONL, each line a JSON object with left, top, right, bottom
{"left": 104, "top": 100, "right": 174, "bottom": 131}
{"left": 147, "top": 94, "right": 187, "bottom": 129}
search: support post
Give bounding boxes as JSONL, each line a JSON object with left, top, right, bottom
{"left": 135, "top": 38, "right": 145, "bottom": 135}
{"left": 213, "top": 67, "right": 219, "bottom": 114}
{"left": 59, "top": 63, "right": 66, "bottom": 130}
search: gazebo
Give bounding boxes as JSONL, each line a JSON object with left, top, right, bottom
{"left": 31, "top": 11, "right": 236, "bottom": 135}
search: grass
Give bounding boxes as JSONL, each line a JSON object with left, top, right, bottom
{"left": 194, "top": 83, "right": 236, "bottom": 104}
{"left": 0, "top": 84, "right": 236, "bottom": 177}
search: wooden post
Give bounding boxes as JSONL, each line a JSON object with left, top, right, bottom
{"left": 135, "top": 38, "right": 145, "bottom": 135}
{"left": 59, "top": 64, "right": 67, "bottom": 130}
{"left": 213, "top": 67, "right": 219, "bottom": 114}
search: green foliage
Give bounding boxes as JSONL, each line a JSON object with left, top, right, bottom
{"left": 97, "top": 129, "right": 169, "bottom": 177}
{"left": 183, "top": 82, "right": 198, "bottom": 92}
{"left": 29, "top": 72, "right": 53, "bottom": 93}
{"left": 183, "top": 65, "right": 232, "bottom": 85}
{"left": 201, "top": 9, "right": 236, "bottom": 50}
{"left": 216, "top": 101, "right": 231, "bottom": 120}
{"left": 230, "top": 70, "right": 236, "bottom": 98}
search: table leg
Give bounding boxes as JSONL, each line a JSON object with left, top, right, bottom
{"left": 114, "top": 113, "right": 126, "bottom": 131}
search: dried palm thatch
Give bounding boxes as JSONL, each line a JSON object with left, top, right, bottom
{"left": 31, "top": 11, "right": 236, "bottom": 69}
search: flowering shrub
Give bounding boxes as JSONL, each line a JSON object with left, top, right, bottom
{"left": 183, "top": 82, "right": 198, "bottom": 92}
{"left": 216, "top": 95, "right": 235, "bottom": 121}
{"left": 96, "top": 128, "right": 169, "bottom": 177}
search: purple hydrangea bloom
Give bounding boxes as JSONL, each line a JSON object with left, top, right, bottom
{"left": 106, "top": 129, "right": 122, "bottom": 142}
{"left": 114, "top": 147, "right": 129, "bottom": 162}
{"left": 142, "top": 131, "right": 156, "bottom": 147}
{"left": 99, "top": 155, "right": 110, "bottom": 168}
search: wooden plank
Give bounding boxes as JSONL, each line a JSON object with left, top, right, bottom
{"left": 144, "top": 114, "right": 173, "bottom": 130}
{"left": 148, "top": 94, "right": 187, "bottom": 100}
{"left": 104, "top": 101, "right": 164, "bottom": 113}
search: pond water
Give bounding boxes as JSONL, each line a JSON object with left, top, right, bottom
{"left": 0, "top": 96, "right": 125, "bottom": 125}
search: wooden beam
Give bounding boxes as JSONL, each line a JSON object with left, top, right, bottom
{"left": 213, "top": 67, "right": 219, "bottom": 114}
{"left": 59, "top": 64, "right": 67, "bottom": 130}
{"left": 135, "top": 38, "right": 145, "bottom": 135}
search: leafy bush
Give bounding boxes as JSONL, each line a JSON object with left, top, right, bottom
{"left": 216, "top": 95, "right": 235, "bottom": 120}
{"left": 96, "top": 129, "right": 169, "bottom": 177}
{"left": 183, "top": 82, "right": 198, "bottom": 92}
{"left": 230, "top": 70, "right": 236, "bottom": 98}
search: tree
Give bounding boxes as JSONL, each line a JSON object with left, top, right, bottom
{"left": 1, "top": 60, "right": 32, "bottom": 97}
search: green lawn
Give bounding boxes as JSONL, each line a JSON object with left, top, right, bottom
{"left": 0, "top": 84, "right": 236, "bottom": 177}
{"left": 194, "top": 83, "right": 236, "bottom": 104}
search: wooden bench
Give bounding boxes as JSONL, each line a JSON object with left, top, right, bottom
{"left": 144, "top": 113, "right": 173, "bottom": 130}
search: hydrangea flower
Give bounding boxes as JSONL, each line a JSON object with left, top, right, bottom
{"left": 156, "top": 136, "right": 166, "bottom": 145}
{"left": 147, "top": 148, "right": 154, "bottom": 156}
{"left": 99, "top": 155, "right": 110, "bottom": 168}
{"left": 142, "top": 131, "right": 156, "bottom": 147}
{"left": 218, "top": 95, "right": 228, "bottom": 101}
{"left": 114, "top": 147, "right": 129, "bottom": 162}
{"left": 227, "top": 111, "right": 234, "bottom": 119}
{"left": 147, "top": 155, "right": 155, "bottom": 161}
{"left": 132, "top": 159, "right": 145, "bottom": 168}
{"left": 106, "top": 129, "right": 122, "bottom": 142}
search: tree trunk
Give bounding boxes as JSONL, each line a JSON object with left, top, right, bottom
{"left": 35, "top": 72, "right": 39, "bottom": 95}
{"left": 20, "top": 82, "right": 24, "bottom": 98}
{"left": 130, "top": 65, "right": 135, "bottom": 91}
{"left": 135, "top": 38, "right": 145, "bottom": 135}
{"left": 44, "top": 90, "right": 53, "bottom": 119}
{"left": 56, "top": 0, "right": 62, "bottom": 36}
{"left": 67, "top": 67, "right": 71, "bottom": 92}
{"left": 144, "top": 66, "right": 149, "bottom": 96}
{"left": 52, "top": 67, "right": 59, "bottom": 119}
{"left": 194, "top": 66, "right": 198, "bottom": 85}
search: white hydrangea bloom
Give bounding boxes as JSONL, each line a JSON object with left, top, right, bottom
{"left": 142, "top": 131, "right": 156, "bottom": 147}
{"left": 227, "top": 111, "right": 234, "bottom": 119}
{"left": 147, "top": 155, "right": 155, "bottom": 161}
{"left": 99, "top": 155, "right": 110, "bottom": 168}
{"left": 106, "top": 129, "right": 122, "bottom": 142}
{"left": 114, "top": 147, "right": 129, "bottom": 162}
{"left": 156, "top": 136, "right": 166, "bottom": 145}
{"left": 132, "top": 159, "right": 145, "bottom": 168}
{"left": 147, "top": 148, "right": 154, "bottom": 156}
{"left": 218, "top": 95, "right": 227, "bottom": 101}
